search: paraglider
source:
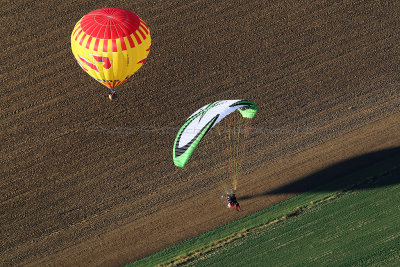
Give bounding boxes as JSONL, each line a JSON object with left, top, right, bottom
{"left": 173, "top": 100, "right": 257, "bottom": 167}
{"left": 173, "top": 100, "right": 258, "bottom": 210}
{"left": 71, "top": 8, "right": 151, "bottom": 99}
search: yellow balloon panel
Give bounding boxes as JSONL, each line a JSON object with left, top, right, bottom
{"left": 71, "top": 9, "right": 151, "bottom": 88}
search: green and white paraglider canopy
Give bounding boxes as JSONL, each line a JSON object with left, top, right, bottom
{"left": 173, "top": 100, "right": 258, "bottom": 168}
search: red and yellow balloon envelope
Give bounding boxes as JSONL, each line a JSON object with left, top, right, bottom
{"left": 71, "top": 8, "right": 151, "bottom": 90}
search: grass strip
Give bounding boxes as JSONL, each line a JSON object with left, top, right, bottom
{"left": 128, "top": 152, "right": 400, "bottom": 267}
{"left": 186, "top": 167, "right": 400, "bottom": 266}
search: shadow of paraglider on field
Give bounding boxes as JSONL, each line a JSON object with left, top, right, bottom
{"left": 240, "top": 147, "right": 400, "bottom": 201}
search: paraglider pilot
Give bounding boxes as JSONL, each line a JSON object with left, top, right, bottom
{"left": 227, "top": 192, "right": 241, "bottom": 211}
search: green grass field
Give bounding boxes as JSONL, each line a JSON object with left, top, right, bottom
{"left": 130, "top": 152, "right": 400, "bottom": 266}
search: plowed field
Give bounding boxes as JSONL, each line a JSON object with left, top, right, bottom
{"left": 1, "top": 1, "right": 399, "bottom": 266}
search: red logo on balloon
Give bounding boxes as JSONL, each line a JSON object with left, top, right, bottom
{"left": 78, "top": 55, "right": 112, "bottom": 72}
{"left": 91, "top": 55, "right": 111, "bottom": 69}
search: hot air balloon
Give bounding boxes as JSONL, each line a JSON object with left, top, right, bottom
{"left": 71, "top": 8, "right": 151, "bottom": 99}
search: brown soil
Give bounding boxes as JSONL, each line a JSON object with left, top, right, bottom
{"left": 1, "top": 1, "right": 399, "bottom": 266}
